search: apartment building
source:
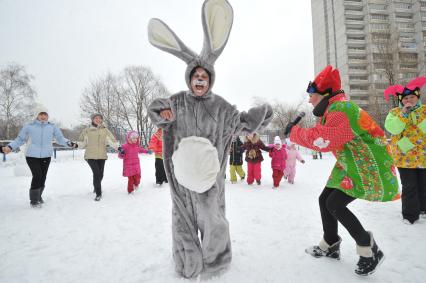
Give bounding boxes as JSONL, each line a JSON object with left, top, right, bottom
{"left": 311, "top": 0, "right": 426, "bottom": 123}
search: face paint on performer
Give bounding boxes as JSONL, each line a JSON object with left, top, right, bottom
{"left": 191, "top": 67, "right": 210, "bottom": 97}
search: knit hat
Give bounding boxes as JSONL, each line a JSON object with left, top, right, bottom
{"left": 384, "top": 77, "right": 426, "bottom": 103}
{"left": 90, "top": 113, "right": 103, "bottom": 121}
{"left": 34, "top": 106, "right": 49, "bottom": 117}
{"left": 129, "top": 132, "right": 139, "bottom": 139}
{"left": 274, "top": 136, "right": 282, "bottom": 146}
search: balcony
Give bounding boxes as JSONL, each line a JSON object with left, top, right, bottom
{"left": 346, "top": 19, "right": 364, "bottom": 27}
{"left": 350, "top": 79, "right": 369, "bottom": 85}
{"left": 348, "top": 59, "right": 368, "bottom": 65}
{"left": 347, "top": 39, "right": 366, "bottom": 46}
{"left": 369, "top": 7, "right": 388, "bottom": 14}
{"left": 344, "top": 0, "right": 363, "bottom": 9}
{"left": 345, "top": 10, "right": 364, "bottom": 17}
{"left": 348, "top": 48, "right": 367, "bottom": 56}
{"left": 394, "top": 7, "right": 412, "bottom": 14}
{"left": 348, "top": 69, "right": 368, "bottom": 75}
{"left": 346, "top": 29, "right": 365, "bottom": 36}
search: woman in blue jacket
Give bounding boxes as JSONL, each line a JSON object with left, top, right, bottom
{"left": 3, "top": 110, "right": 75, "bottom": 207}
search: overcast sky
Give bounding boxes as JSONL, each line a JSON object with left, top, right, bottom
{"left": 0, "top": 0, "right": 314, "bottom": 127}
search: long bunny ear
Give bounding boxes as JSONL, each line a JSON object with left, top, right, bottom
{"left": 148, "top": 18, "right": 198, "bottom": 64}
{"left": 200, "top": 0, "right": 234, "bottom": 64}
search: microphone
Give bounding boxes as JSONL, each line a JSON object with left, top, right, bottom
{"left": 292, "top": 112, "right": 306, "bottom": 125}
{"left": 284, "top": 112, "right": 306, "bottom": 136}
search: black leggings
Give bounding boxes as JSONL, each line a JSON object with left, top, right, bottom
{"left": 319, "top": 187, "right": 370, "bottom": 247}
{"left": 398, "top": 168, "right": 426, "bottom": 222}
{"left": 155, "top": 158, "right": 167, "bottom": 184}
{"left": 87, "top": 159, "right": 106, "bottom": 196}
{"left": 26, "top": 157, "right": 51, "bottom": 191}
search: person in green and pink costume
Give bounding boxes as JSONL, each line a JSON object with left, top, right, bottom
{"left": 285, "top": 65, "right": 400, "bottom": 276}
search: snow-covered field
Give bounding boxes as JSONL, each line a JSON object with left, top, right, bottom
{"left": 1, "top": 150, "right": 425, "bottom": 283}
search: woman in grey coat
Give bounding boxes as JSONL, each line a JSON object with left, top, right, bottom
{"left": 148, "top": 0, "right": 272, "bottom": 278}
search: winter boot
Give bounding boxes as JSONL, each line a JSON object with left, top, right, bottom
{"left": 256, "top": 180, "right": 261, "bottom": 185}
{"left": 305, "top": 237, "right": 341, "bottom": 260}
{"left": 29, "top": 188, "right": 42, "bottom": 208}
{"left": 354, "top": 232, "right": 385, "bottom": 276}
{"left": 39, "top": 186, "right": 45, "bottom": 204}
{"left": 94, "top": 194, "right": 102, "bottom": 201}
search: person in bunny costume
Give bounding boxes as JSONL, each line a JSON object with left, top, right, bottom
{"left": 147, "top": 0, "right": 272, "bottom": 278}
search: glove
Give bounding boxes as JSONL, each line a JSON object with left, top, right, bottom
{"left": 67, "top": 141, "right": 78, "bottom": 148}
{"left": 118, "top": 146, "right": 125, "bottom": 155}
{"left": 284, "top": 122, "right": 295, "bottom": 136}
{"left": 147, "top": 149, "right": 153, "bottom": 154}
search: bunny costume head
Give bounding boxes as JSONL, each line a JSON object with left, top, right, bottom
{"left": 148, "top": 0, "right": 233, "bottom": 94}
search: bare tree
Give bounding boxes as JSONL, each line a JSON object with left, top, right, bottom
{"left": 80, "top": 73, "right": 121, "bottom": 126}
{"left": 0, "top": 63, "right": 36, "bottom": 139}
{"left": 118, "top": 66, "right": 169, "bottom": 146}
{"left": 80, "top": 66, "right": 169, "bottom": 146}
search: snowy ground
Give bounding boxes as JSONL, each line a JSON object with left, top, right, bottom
{"left": 1, "top": 150, "right": 425, "bottom": 283}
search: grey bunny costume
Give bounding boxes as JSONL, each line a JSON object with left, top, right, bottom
{"left": 148, "top": 0, "right": 273, "bottom": 278}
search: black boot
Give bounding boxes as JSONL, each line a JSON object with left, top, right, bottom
{"left": 39, "top": 186, "right": 45, "bottom": 204}
{"left": 29, "top": 188, "right": 42, "bottom": 208}
{"left": 355, "top": 232, "right": 385, "bottom": 276}
{"left": 305, "top": 237, "right": 341, "bottom": 260}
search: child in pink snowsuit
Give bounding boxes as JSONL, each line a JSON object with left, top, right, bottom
{"left": 269, "top": 136, "right": 287, "bottom": 188}
{"left": 118, "top": 131, "right": 151, "bottom": 194}
{"left": 284, "top": 142, "right": 305, "bottom": 184}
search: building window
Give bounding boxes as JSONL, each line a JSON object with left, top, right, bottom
{"left": 399, "top": 72, "right": 418, "bottom": 79}
{"left": 399, "top": 53, "right": 417, "bottom": 60}
{"left": 371, "top": 14, "right": 388, "bottom": 20}
{"left": 400, "top": 64, "right": 417, "bottom": 69}
{"left": 371, "top": 23, "right": 389, "bottom": 30}
{"left": 349, "top": 66, "right": 367, "bottom": 70}
{"left": 370, "top": 4, "right": 387, "bottom": 10}
{"left": 400, "top": 42, "right": 417, "bottom": 48}
{"left": 397, "top": 22, "right": 414, "bottom": 29}
{"left": 396, "top": 15, "right": 413, "bottom": 20}
{"left": 394, "top": 3, "right": 412, "bottom": 9}
{"left": 350, "top": 85, "right": 369, "bottom": 90}
{"left": 350, "top": 76, "right": 368, "bottom": 80}
{"left": 373, "top": 53, "right": 392, "bottom": 60}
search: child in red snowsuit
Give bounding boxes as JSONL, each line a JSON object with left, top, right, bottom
{"left": 118, "top": 131, "right": 151, "bottom": 194}
{"left": 269, "top": 136, "right": 287, "bottom": 188}
{"left": 241, "top": 133, "right": 270, "bottom": 185}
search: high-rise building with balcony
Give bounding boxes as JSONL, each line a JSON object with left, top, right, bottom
{"left": 311, "top": 0, "right": 426, "bottom": 124}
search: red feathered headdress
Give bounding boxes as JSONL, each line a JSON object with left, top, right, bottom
{"left": 383, "top": 76, "right": 426, "bottom": 102}
{"left": 309, "top": 65, "right": 341, "bottom": 95}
